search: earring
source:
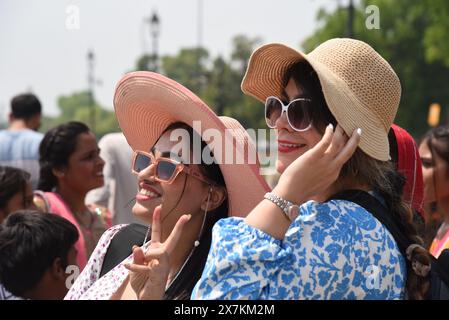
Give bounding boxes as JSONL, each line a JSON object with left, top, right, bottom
{"left": 55, "top": 171, "right": 65, "bottom": 178}
{"left": 194, "top": 187, "right": 213, "bottom": 247}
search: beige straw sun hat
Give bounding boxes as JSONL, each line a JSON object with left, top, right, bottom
{"left": 114, "top": 71, "right": 270, "bottom": 217}
{"left": 241, "top": 38, "right": 401, "bottom": 161}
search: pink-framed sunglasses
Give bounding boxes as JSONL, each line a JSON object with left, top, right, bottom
{"left": 131, "top": 150, "right": 215, "bottom": 185}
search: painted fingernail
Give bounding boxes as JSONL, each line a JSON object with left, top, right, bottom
{"left": 357, "top": 128, "right": 362, "bottom": 136}
{"left": 328, "top": 123, "right": 333, "bottom": 130}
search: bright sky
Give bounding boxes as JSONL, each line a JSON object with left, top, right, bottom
{"left": 0, "top": 0, "right": 338, "bottom": 121}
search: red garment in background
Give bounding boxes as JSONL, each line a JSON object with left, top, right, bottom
{"left": 390, "top": 124, "right": 424, "bottom": 218}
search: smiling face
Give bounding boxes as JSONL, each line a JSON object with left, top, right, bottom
{"left": 132, "top": 129, "right": 211, "bottom": 229}
{"left": 57, "top": 132, "right": 105, "bottom": 195}
{"left": 419, "top": 138, "right": 449, "bottom": 204}
{"left": 275, "top": 78, "right": 323, "bottom": 173}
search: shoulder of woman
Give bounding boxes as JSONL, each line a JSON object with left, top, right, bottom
{"left": 33, "top": 190, "right": 50, "bottom": 212}
{"left": 99, "top": 224, "right": 129, "bottom": 242}
{"left": 299, "top": 199, "right": 373, "bottom": 219}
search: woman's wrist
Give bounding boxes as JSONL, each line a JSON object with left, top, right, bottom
{"left": 272, "top": 182, "right": 305, "bottom": 206}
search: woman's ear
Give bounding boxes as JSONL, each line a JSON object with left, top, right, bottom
{"left": 51, "top": 168, "right": 65, "bottom": 179}
{"left": 50, "top": 257, "right": 66, "bottom": 281}
{"left": 201, "top": 186, "right": 227, "bottom": 212}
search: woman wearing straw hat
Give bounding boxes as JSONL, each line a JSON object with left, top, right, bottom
{"left": 191, "top": 38, "right": 432, "bottom": 300}
{"left": 64, "top": 72, "right": 270, "bottom": 300}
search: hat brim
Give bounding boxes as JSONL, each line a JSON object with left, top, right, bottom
{"left": 242, "top": 43, "right": 390, "bottom": 161}
{"left": 114, "top": 71, "right": 270, "bottom": 217}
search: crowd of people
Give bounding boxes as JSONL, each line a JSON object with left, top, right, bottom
{"left": 0, "top": 37, "right": 448, "bottom": 300}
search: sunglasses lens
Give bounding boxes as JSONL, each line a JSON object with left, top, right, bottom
{"left": 156, "top": 160, "right": 177, "bottom": 181}
{"left": 265, "top": 97, "right": 282, "bottom": 128}
{"left": 134, "top": 153, "right": 151, "bottom": 173}
{"left": 288, "top": 100, "right": 312, "bottom": 131}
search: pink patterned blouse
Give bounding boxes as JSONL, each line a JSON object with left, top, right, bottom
{"left": 64, "top": 224, "right": 149, "bottom": 300}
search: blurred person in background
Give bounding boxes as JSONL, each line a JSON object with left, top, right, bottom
{"left": 388, "top": 124, "right": 425, "bottom": 239}
{"left": 0, "top": 210, "right": 78, "bottom": 300}
{"left": 419, "top": 125, "right": 449, "bottom": 257}
{"left": 34, "top": 121, "right": 109, "bottom": 271}
{"left": 0, "top": 166, "right": 36, "bottom": 223}
{"left": 0, "top": 93, "right": 43, "bottom": 189}
{"left": 86, "top": 132, "right": 141, "bottom": 226}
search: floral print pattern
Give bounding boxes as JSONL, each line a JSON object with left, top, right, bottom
{"left": 192, "top": 199, "right": 406, "bottom": 300}
{"left": 64, "top": 224, "right": 141, "bottom": 300}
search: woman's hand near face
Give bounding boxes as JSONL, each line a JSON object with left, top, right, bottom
{"left": 245, "top": 124, "right": 361, "bottom": 240}
{"left": 124, "top": 205, "right": 191, "bottom": 300}
{"left": 274, "top": 124, "right": 361, "bottom": 205}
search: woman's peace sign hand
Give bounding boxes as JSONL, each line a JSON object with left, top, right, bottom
{"left": 124, "top": 205, "right": 191, "bottom": 300}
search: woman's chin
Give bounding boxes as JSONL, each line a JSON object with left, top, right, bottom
{"left": 275, "top": 159, "right": 291, "bottom": 174}
{"left": 132, "top": 202, "right": 154, "bottom": 221}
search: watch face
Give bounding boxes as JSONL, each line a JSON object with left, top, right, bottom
{"left": 287, "top": 205, "right": 300, "bottom": 221}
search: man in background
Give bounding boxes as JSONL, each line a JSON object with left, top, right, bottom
{"left": 0, "top": 93, "right": 44, "bottom": 189}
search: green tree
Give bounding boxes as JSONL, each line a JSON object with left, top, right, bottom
{"left": 423, "top": 0, "right": 449, "bottom": 66}
{"left": 161, "top": 47, "right": 209, "bottom": 94}
{"left": 40, "top": 91, "right": 119, "bottom": 138}
{"left": 303, "top": 0, "right": 449, "bottom": 137}
{"left": 224, "top": 35, "right": 265, "bottom": 130}
{"left": 154, "top": 35, "right": 264, "bottom": 130}
{"left": 231, "top": 35, "right": 261, "bottom": 75}
{"left": 201, "top": 56, "right": 240, "bottom": 116}
{"left": 136, "top": 54, "right": 158, "bottom": 71}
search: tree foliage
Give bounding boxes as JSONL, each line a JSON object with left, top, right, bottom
{"left": 40, "top": 91, "right": 119, "bottom": 139}
{"left": 303, "top": 0, "right": 449, "bottom": 137}
{"left": 159, "top": 35, "right": 265, "bottom": 130}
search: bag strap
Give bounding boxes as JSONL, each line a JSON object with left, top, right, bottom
{"left": 99, "top": 223, "right": 148, "bottom": 278}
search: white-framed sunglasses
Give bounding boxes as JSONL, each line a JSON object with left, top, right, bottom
{"left": 265, "top": 96, "right": 313, "bottom": 132}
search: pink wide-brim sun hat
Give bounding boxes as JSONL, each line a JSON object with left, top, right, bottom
{"left": 114, "top": 71, "right": 270, "bottom": 217}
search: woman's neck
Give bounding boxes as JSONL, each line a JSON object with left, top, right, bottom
{"left": 313, "top": 180, "right": 371, "bottom": 202}
{"left": 162, "top": 211, "right": 203, "bottom": 285}
{"left": 56, "top": 186, "right": 87, "bottom": 213}
{"left": 437, "top": 197, "right": 449, "bottom": 225}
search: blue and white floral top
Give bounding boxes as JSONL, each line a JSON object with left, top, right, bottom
{"left": 192, "top": 199, "right": 406, "bottom": 300}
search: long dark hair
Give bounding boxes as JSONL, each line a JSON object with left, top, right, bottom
{"left": 422, "top": 125, "right": 449, "bottom": 201}
{"left": 37, "top": 121, "right": 90, "bottom": 191}
{"left": 283, "top": 61, "right": 431, "bottom": 299}
{"left": 156, "top": 122, "right": 228, "bottom": 300}
{"left": 421, "top": 126, "right": 449, "bottom": 247}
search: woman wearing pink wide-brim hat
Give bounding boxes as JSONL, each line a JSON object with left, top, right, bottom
{"left": 64, "top": 72, "right": 270, "bottom": 300}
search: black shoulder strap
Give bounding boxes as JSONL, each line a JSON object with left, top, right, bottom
{"left": 328, "top": 190, "right": 410, "bottom": 256}
{"left": 99, "top": 223, "right": 148, "bottom": 278}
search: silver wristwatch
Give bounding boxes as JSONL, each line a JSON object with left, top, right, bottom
{"left": 264, "top": 192, "right": 299, "bottom": 221}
